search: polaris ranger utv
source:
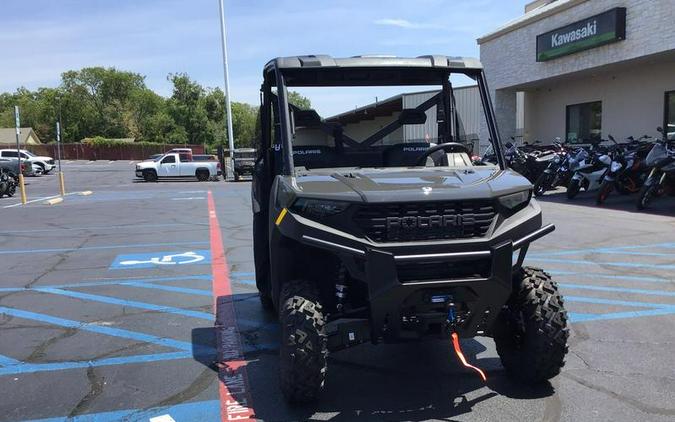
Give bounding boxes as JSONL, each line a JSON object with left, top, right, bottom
{"left": 251, "top": 55, "right": 569, "bottom": 403}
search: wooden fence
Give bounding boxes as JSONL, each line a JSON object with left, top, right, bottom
{"left": 0, "top": 143, "right": 206, "bottom": 161}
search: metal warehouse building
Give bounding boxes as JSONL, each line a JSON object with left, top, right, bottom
{"left": 478, "top": 0, "right": 675, "bottom": 146}
{"left": 318, "top": 86, "right": 482, "bottom": 151}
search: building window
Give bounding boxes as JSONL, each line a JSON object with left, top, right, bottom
{"left": 566, "top": 101, "right": 602, "bottom": 143}
{"left": 665, "top": 91, "right": 675, "bottom": 140}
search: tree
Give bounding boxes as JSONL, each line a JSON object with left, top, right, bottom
{"left": 230, "top": 102, "right": 258, "bottom": 148}
{"left": 167, "top": 73, "right": 212, "bottom": 145}
{"left": 0, "top": 67, "right": 266, "bottom": 148}
{"left": 287, "top": 91, "right": 312, "bottom": 110}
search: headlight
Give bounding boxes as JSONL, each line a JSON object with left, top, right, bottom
{"left": 290, "top": 198, "right": 349, "bottom": 219}
{"left": 498, "top": 190, "right": 531, "bottom": 212}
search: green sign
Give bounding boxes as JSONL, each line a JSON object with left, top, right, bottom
{"left": 536, "top": 8, "right": 626, "bottom": 62}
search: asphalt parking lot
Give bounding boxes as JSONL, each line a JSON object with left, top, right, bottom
{"left": 1, "top": 161, "right": 674, "bottom": 422}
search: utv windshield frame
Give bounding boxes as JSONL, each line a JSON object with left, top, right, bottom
{"left": 259, "top": 55, "right": 506, "bottom": 175}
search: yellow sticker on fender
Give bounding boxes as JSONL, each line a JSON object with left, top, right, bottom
{"left": 275, "top": 208, "right": 288, "bottom": 226}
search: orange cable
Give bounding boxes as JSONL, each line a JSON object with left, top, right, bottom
{"left": 451, "top": 332, "right": 487, "bottom": 382}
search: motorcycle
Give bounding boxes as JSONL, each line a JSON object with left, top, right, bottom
{"left": 504, "top": 138, "right": 556, "bottom": 184}
{"left": 0, "top": 169, "right": 17, "bottom": 198}
{"left": 533, "top": 139, "right": 573, "bottom": 196}
{"left": 567, "top": 142, "right": 612, "bottom": 199}
{"left": 636, "top": 127, "right": 675, "bottom": 210}
{"left": 596, "top": 135, "right": 652, "bottom": 205}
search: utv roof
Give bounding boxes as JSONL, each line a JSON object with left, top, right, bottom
{"left": 265, "top": 55, "right": 483, "bottom": 73}
{"left": 264, "top": 55, "right": 483, "bottom": 87}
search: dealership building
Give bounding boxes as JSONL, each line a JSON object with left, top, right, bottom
{"left": 478, "top": 0, "right": 675, "bottom": 147}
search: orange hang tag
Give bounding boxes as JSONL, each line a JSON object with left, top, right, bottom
{"left": 451, "top": 332, "right": 487, "bottom": 382}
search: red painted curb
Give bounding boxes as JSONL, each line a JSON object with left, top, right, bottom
{"left": 208, "top": 190, "right": 256, "bottom": 421}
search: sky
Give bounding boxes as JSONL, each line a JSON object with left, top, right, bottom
{"left": 0, "top": 0, "right": 527, "bottom": 115}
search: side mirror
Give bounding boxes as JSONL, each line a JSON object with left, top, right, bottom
{"left": 657, "top": 126, "right": 663, "bottom": 133}
{"left": 398, "top": 109, "right": 427, "bottom": 125}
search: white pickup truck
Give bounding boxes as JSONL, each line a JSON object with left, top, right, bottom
{"left": 135, "top": 152, "right": 221, "bottom": 182}
{"left": 0, "top": 149, "right": 56, "bottom": 174}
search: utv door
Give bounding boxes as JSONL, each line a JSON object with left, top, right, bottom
{"left": 252, "top": 88, "right": 279, "bottom": 305}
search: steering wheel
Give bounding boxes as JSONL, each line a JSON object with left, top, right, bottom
{"left": 415, "top": 142, "right": 470, "bottom": 166}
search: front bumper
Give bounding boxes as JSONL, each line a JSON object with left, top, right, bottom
{"left": 234, "top": 165, "right": 254, "bottom": 175}
{"left": 275, "top": 206, "right": 554, "bottom": 340}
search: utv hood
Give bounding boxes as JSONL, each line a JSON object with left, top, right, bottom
{"left": 287, "top": 167, "right": 531, "bottom": 203}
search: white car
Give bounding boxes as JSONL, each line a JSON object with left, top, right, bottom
{"left": 0, "top": 149, "right": 56, "bottom": 174}
{"left": 135, "top": 152, "right": 220, "bottom": 182}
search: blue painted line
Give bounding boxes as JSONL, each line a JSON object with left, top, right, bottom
{"left": 560, "top": 283, "right": 675, "bottom": 298}
{"left": 35, "top": 288, "right": 215, "bottom": 321}
{"left": 233, "top": 278, "right": 256, "bottom": 286}
{"left": 55, "top": 275, "right": 212, "bottom": 289}
{"left": 585, "top": 250, "right": 675, "bottom": 257}
{"left": 527, "top": 257, "right": 675, "bottom": 270}
{"left": 0, "top": 222, "right": 205, "bottom": 234}
{"left": 0, "top": 275, "right": 212, "bottom": 292}
{"left": 565, "top": 295, "right": 675, "bottom": 309}
{"left": 0, "top": 342, "right": 277, "bottom": 376}
{"left": 231, "top": 271, "right": 255, "bottom": 277}
{"left": 530, "top": 242, "right": 675, "bottom": 257}
{"left": 549, "top": 271, "right": 670, "bottom": 283}
{"left": 0, "top": 306, "right": 197, "bottom": 352}
{"left": 21, "top": 399, "right": 221, "bottom": 422}
{"left": 124, "top": 282, "right": 212, "bottom": 297}
{"left": 0, "top": 354, "right": 21, "bottom": 366}
{"left": 570, "top": 308, "right": 675, "bottom": 323}
{"left": 0, "top": 352, "right": 193, "bottom": 376}
{"left": 0, "top": 241, "right": 209, "bottom": 255}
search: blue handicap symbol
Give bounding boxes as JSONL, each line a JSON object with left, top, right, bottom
{"left": 110, "top": 249, "right": 211, "bottom": 270}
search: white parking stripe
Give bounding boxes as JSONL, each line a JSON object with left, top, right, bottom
{"left": 3, "top": 192, "right": 78, "bottom": 208}
{"left": 149, "top": 415, "right": 176, "bottom": 422}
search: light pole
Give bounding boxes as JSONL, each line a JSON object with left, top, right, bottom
{"left": 56, "top": 121, "right": 65, "bottom": 196}
{"left": 14, "top": 106, "right": 27, "bottom": 204}
{"left": 218, "top": 0, "right": 235, "bottom": 180}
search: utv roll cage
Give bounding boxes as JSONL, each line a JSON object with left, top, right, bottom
{"left": 257, "top": 55, "right": 507, "bottom": 175}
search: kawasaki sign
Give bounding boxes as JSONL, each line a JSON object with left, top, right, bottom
{"left": 536, "top": 8, "right": 626, "bottom": 62}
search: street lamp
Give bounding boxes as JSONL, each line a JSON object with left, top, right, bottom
{"left": 218, "top": 0, "right": 235, "bottom": 180}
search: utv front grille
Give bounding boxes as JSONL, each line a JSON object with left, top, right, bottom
{"left": 353, "top": 200, "right": 495, "bottom": 242}
{"left": 396, "top": 259, "right": 491, "bottom": 282}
